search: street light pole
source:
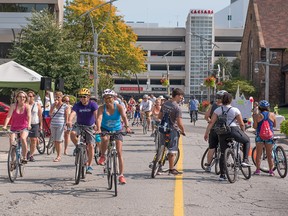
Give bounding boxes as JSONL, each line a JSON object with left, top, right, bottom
{"left": 80, "top": 0, "right": 117, "bottom": 99}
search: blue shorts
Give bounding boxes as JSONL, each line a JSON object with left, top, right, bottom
{"left": 160, "top": 129, "right": 180, "bottom": 154}
{"left": 134, "top": 111, "right": 140, "bottom": 118}
{"left": 255, "top": 135, "right": 274, "bottom": 144}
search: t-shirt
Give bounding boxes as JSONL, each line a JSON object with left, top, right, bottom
{"left": 51, "top": 103, "right": 68, "bottom": 126}
{"left": 213, "top": 105, "right": 240, "bottom": 127}
{"left": 160, "top": 100, "right": 182, "bottom": 130}
{"left": 140, "top": 100, "right": 153, "bottom": 112}
{"left": 72, "top": 101, "right": 98, "bottom": 126}
{"left": 189, "top": 99, "right": 199, "bottom": 111}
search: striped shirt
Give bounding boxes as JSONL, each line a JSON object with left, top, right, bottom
{"left": 50, "top": 103, "right": 68, "bottom": 126}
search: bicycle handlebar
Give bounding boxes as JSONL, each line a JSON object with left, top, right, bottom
{"left": 97, "top": 131, "right": 135, "bottom": 136}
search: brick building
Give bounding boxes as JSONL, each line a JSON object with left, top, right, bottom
{"left": 240, "top": 0, "right": 288, "bottom": 105}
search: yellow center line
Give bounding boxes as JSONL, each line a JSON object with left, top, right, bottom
{"left": 174, "top": 135, "right": 184, "bottom": 216}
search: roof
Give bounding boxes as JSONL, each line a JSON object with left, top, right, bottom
{"left": 254, "top": 0, "right": 288, "bottom": 48}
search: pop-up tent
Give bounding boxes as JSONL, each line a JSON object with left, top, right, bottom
{"left": 0, "top": 61, "right": 42, "bottom": 92}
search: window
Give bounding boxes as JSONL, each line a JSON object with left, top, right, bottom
{"left": 0, "top": 43, "right": 13, "bottom": 58}
{"left": 114, "top": 79, "right": 147, "bottom": 85}
{"left": 137, "top": 36, "right": 185, "bottom": 42}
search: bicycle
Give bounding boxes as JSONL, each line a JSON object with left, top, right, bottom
{"left": 224, "top": 138, "right": 251, "bottom": 183}
{"left": 151, "top": 131, "right": 181, "bottom": 178}
{"left": 1, "top": 130, "right": 26, "bottom": 182}
{"left": 26, "top": 130, "right": 46, "bottom": 155}
{"left": 201, "top": 145, "right": 221, "bottom": 175}
{"left": 251, "top": 137, "right": 287, "bottom": 178}
{"left": 99, "top": 131, "right": 133, "bottom": 197}
{"left": 46, "top": 134, "right": 55, "bottom": 155}
{"left": 191, "top": 110, "right": 197, "bottom": 126}
{"left": 73, "top": 125, "right": 93, "bottom": 185}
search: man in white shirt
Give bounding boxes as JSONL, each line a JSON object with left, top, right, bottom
{"left": 140, "top": 94, "right": 153, "bottom": 131}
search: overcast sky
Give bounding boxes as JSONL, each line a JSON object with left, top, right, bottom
{"left": 114, "top": 0, "right": 231, "bottom": 27}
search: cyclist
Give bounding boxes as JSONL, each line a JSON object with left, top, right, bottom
{"left": 189, "top": 95, "right": 199, "bottom": 122}
{"left": 151, "top": 98, "right": 161, "bottom": 136}
{"left": 132, "top": 100, "right": 141, "bottom": 126}
{"left": 3, "top": 90, "right": 31, "bottom": 163}
{"left": 27, "top": 90, "right": 43, "bottom": 162}
{"left": 203, "top": 90, "right": 226, "bottom": 172}
{"left": 140, "top": 94, "right": 153, "bottom": 131}
{"left": 67, "top": 88, "right": 98, "bottom": 174}
{"left": 252, "top": 100, "right": 276, "bottom": 176}
{"left": 204, "top": 92, "right": 250, "bottom": 181}
{"left": 95, "top": 89, "right": 131, "bottom": 184}
{"left": 158, "top": 88, "right": 186, "bottom": 175}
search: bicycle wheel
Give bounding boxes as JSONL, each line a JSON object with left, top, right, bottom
{"left": 112, "top": 153, "right": 118, "bottom": 197}
{"left": 7, "top": 146, "right": 18, "bottom": 182}
{"left": 74, "top": 149, "right": 82, "bottom": 185}
{"left": 94, "top": 144, "right": 101, "bottom": 165}
{"left": 81, "top": 151, "right": 87, "bottom": 179}
{"left": 143, "top": 119, "right": 147, "bottom": 135}
{"left": 37, "top": 131, "right": 46, "bottom": 154}
{"left": 275, "top": 145, "right": 288, "bottom": 178}
{"left": 173, "top": 148, "right": 180, "bottom": 167}
{"left": 46, "top": 136, "right": 54, "bottom": 155}
{"left": 224, "top": 148, "right": 237, "bottom": 183}
{"left": 151, "top": 145, "right": 165, "bottom": 178}
{"left": 107, "top": 153, "right": 113, "bottom": 190}
{"left": 201, "top": 148, "right": 209, "bottom": 170}
{"left": 251, "top": 146, "right": 270, "bottom": 173}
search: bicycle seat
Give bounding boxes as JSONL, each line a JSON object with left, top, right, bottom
{"left": 273, "top": 136, "right": 280, "bottom": 141}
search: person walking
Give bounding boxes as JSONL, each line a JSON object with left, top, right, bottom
{"left": 189, "top": 96, "right": 199, "bottom": 122}
{"left": 27, "top": 90, "right": 42, "bottom": 162}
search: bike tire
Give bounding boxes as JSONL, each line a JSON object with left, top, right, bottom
{"left": 7, "top": 146, "right": 18, "bottom": 182}
{"left": 251, "top": 146, "right": 270, "bottom": 173}
{"left": 224, "top": 148, "right": 237, "bottom": 183}
{"left": 275, "top": 145, "right": 288, "bottom": 178}
{"left": 173, "top": 148, "right": 180, "bottom": 167}
{"left": 151, "top": 145, "right": 165, "bottom": 178}
{"left": 201, "top": 148, "right": 209, "bottom": 170}
{"left": 94, "top": 144, "right": 101, "bottom": 165}
{"left": 107, "top": 154, "right": 112, "bottom": 190}
{"left": 214, "top": 147, "right": 221, "bottom": 175}
{"left": 143, "top": 120, "right": 147, "bottom": 135}
{"left": 46, "top": 136, "right": 54, "bottom": 155}
{"left": 113, "top": 153, "right": 118, "bottom": 197}
{"left": 81, "top": 151, "right": 87, "bottom": 179}
{"left": 74, "top": 150, "right": 81, "bottom": 185}
{"left": 37, "top": 131, "right": 46, "bottom": 154}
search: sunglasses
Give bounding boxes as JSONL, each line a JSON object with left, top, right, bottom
{"left": 79, "top": 95, "right": 88, "bottom": 99}
{"left": 28, "top": 95, "right": 34, "bottom": 98}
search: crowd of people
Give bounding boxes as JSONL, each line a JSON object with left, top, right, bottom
{"left": 1, "top": 86, "right": 279, "bottom": 183}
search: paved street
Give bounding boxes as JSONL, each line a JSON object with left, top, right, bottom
{"left": 0, "top": 110, "right": 288, "bottom": 216}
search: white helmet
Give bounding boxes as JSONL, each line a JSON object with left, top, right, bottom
{"left": 216, "top": 90, "right": 227, "bottom": 99}
{"left": 102, "top": 89, "right": 117, "bottom": 97}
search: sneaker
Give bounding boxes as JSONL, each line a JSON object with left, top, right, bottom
{"left": 149, "top": 162, "right": 153, "bottom": 169}
{"left": 132, "top": 122, "right": 135, "bottom": 126}
{"left": 73, "top": 148, "right": 77, "bottom": 156}
{"left": 86, "top": 166, "right": 93, "bottom": 174}
{"left": 254, "top": 169, "right": 261, "bottom": 175}
{"left": 29, "top": 155, "right": 35, "bottom": 162}
{"left": 219, "top": 174, "right": 227, "bottom": 181}
{"left": 21, "top": 158, "right": 28, "bottom": 164}
{"left": 98, "top": 156, "right": 106, "bottom": 166}
{"left": 205, "top": 166, "right": 211, "bottom": 173}
{"left": 118, "top": 175, "right": 126, "bottom": 184}
{"left": 269, "top": 170, "right": 275, "bottom": 177}
{"left": 156, "top": 166, "right": 163, "bottom": 175}
{"left": 241, "top": 159, "right": 251, "bottom": 167}
{"left": 168, "top": 169, "right": 183, "bottom": 176}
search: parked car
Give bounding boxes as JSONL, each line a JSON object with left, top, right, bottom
{"left": 0, "top": 102, "right": 10, "bottom": 125}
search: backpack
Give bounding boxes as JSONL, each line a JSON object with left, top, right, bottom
{"left": 214, "top": 107, "right": 235, "bottom": 135}
{"left": 259, "top": 113, "right": 273, "bottom": 140}
{"left": 159, "top": 112, "right": 171, "bottom": 134}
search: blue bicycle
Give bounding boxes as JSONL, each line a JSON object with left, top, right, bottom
{"left": 251, "top": 137, "right": 288, "bottom": 178}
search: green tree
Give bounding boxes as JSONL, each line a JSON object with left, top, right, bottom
{"left": 221, "top": 79, "right": 256, "bottom": 97}
{"left": 213, "top": 56, "right": 232, "bottom": 80}
{"left": 9, "top": 10, "right": 90, "bottom": 94}
{"left": 230, "top": 55, "right": 241, "bottom": 78}
{"left": 64, "top": 0, "right": 146, "bottom": 94}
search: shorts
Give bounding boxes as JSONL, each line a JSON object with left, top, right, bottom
{"left": 145, "top": 111, "right": 151, "bottom": 118}
{"left": 160, "top": 129, "right": 180, "bottom": 154}
{"left": 50, "top": 124, "right": 65, "bottom": 142}
{"left": 208, "top": 129, "right": 219, "bottom": 149}
{"left": 134, "top": 111, "right": 140, "bottom": 118}
{"left": 101, "top": 127, "right": 123, "bottom": 142}
{"left": 28, "top": 124, "right": 40, "bottom": 138}
{"left": 255, "top": 135, "right": 274, "bottom": 144}
{"left": 72, "top": 124, "right": 95, "bottom": 145}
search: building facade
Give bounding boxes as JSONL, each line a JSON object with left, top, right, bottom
{"left": 0, "top": 0, "right": 64, "bottom": 64}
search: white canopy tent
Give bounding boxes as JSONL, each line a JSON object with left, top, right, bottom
{"left": 0, "top": 61, "right": 42, "bottom": 92}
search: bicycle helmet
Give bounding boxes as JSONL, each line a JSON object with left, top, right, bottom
{"left": 78, "top": 88, "right": 90, "bottom": 95}
{"left": 138, "top": 98, "right": 142, "bottom": 103}
{"left": 216, "top": 90, "right": 227, "bottom": 99}
{"left": 143, "top": 94, "right": 149, "bottom": 99}
{"left": 259, "top": 100, "right": 270, "bottom": 108}
{"left": 102, "top": 89, "right": 117, "bottom": 97}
